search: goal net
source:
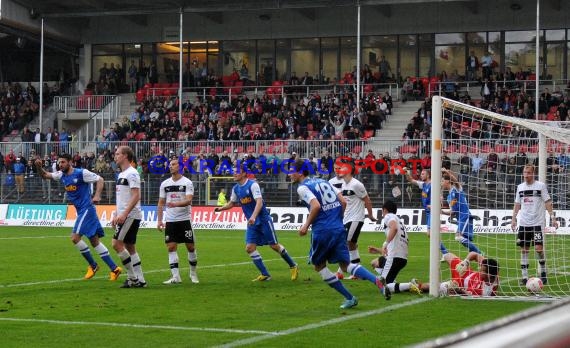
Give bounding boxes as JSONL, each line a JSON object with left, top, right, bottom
{"left": 206, "top": 176, "right": 234, "bottom": 206}
{"left": 429, "top": 96, "right": 570, "bottom": 299}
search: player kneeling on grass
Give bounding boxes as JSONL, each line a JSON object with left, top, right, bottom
{"left": 414, "top": 252, "right": 499, "bottom": 296}
{"left": 368, "top": 200, "right": 421, "bottom": 295}
{"left": 289, "top": 159, "right": 390, "bottom": 309}
{"left": 214, "top": 163, "right": 299, "bottom": 282}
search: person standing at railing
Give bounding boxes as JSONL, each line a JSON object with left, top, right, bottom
{"left": 481, "top": 52, "right": 493, "bottom": 80}
{"left": 128, "top": 60, "right": 138, "bottom": 92}
{"left": 466, "top": 51, "right": 479, "bottom": 82}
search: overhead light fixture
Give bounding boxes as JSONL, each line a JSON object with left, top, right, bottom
{"left": 259, "top": 14, "right": 271, "bottom": 21}
{"left": 510, "top": 2, "right": 522, "bottom": 10}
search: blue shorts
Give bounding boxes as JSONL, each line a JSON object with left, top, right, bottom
{"left": 457, "top": 219, "right": 474, "bottom": 240}
{"left": 245, "top": 215, "right": 278, "bottom": 246}
{"left": 309, "top": 228, "right": 350, "bottom": 266}
{"left": 73, "top": 207, "right": 104, "bottom": 239}
{"left": 426, "top": 212, "right": 431, "bottom": 231}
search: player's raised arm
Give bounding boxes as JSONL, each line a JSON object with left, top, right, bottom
{"left": 35, "top": 158, "right": 54, "bottom": 179}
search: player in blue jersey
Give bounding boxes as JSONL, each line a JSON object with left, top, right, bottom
{"left": 405, "top": 168, "right": 449, "bottom": 259}
{"left": 289, "top": 159, "right": 390, "bottom": 309}
{"left": 214, "top": 163, "right": 299, "bottom": 282}
{"left": 441, "top": 168, "right": 481, "bottom": 254}
{"left": 36, "top": 154, "right": 122, "bottom": 281}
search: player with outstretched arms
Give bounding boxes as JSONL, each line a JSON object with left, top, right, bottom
{"left": 511, "top": 164, "right": 558, "bottom": 285}
{"left": 36, "top": 154, "right": 122, "bottom": 281}
{"left": 112, "top": 145, "right": 147, "bottom": 288}
{"left": 157, "top": 159, "right": 199, "bottom": 285}
{"left": 289, "top": 159, "right": 390, "bottom": 309}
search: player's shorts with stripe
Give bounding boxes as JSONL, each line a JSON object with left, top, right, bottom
{"left": 516, "top": 226, "right": 543, "bottom": 247}
{"left": 245, "top": 215, "right": 278, "bottom": 246}
{"left": 165, "top": 220, "right": 195, "bottom": 244}
{"left": 113, "top": 217, "right": 141, "bottom": 244}
{"left": 344, "top": 221, "right": 364, "bottom": 243}
{"left": 73, "top": 207, "right": 104, "bottom": 239}
{"left": 457, "top": 218, "right": 474, "bottom": 240}
{"left": 309, "top": 228, "right": 350, "bottom": 266}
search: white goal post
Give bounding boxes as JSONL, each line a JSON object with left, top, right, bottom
{"left": 430, "top": 96, "right": 570, "bottom": 298}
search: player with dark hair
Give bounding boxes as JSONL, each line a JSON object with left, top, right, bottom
{"left": 35, "top": 153, "right": 122, "bottom": 281}
{"left": 368, "top": 200, "right": 420, "bottom": 295}
{"left": 414, "top": 251, "right": 500, "bottom": 296}
{"left": 214, "top": 162, "right": 298, "bottom": 282}
{"left": 289, "top": 159, "right": 390, "bottom": 309}
{"left": 157, "top": 159, "right": 199, "bottom": 284}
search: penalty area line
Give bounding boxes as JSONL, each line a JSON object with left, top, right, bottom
{"left": 215, "top": 297, "right": 433, "bottom": 348}
{"left": 0, "top": 317, "right": 277, "bottom": 335}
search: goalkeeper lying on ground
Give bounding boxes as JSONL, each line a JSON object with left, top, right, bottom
{"left": 413, "top": 252, "right": 500, "bottom": 296}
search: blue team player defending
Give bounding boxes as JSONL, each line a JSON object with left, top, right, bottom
{"left": 214, "top": 163, "right": 299, "bottom": 282}
{"left": 289, "top": 159, "right": 390, "bottom": 309}
{"left": 441, "top": 168, "right": 482, "bottom": 254}
{"left": 36, "top": 154, "right": 122, "bottom": 281}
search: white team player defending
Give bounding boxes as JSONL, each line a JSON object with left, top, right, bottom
{"left": 511, "top": 164, "right": 558, "bottom": 285}
{"left": 112, "top": 145, "right": 147, "bottom": 288}
{"left": 157, "top": 159, "right": 199, "bottom": 285}
{"left": 368, "top": 200, "right": 420, "bottom": 295}
{"left": 329, "top": 160, "right": 377, "bottom": 279}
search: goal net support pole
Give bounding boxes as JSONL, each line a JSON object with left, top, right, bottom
{"left": 429, "top": 96, "right": 443, "bottom": 297}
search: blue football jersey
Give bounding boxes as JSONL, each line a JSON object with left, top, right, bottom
{"left": 420, "top": 181, "right": 431, "bottom": 212}
{"left": 448, "top": 186, "right": 471, "bottom": 224}
{"left": 52, "top": 168, "right": 100, "bottom": 213}
{"left": 230, "top": 179, "right": 269, "bottom": 221}
{"left": 297, "top": 178, "right": 344, "bottom": 234}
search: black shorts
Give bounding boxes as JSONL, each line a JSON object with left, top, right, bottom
{"left": 344, "top": 221, "right": 364, "bottom": 244}
{"left": 165, "top": 220, "right": 195, "bottom": 244}
{"left": 516, "top": 226, "right": 544, "bottom": 247}
{"left": 113, "top": 218, "right": 141, "bottom": 244}
{"left": 382, "top": 257, "right": 408, "bottom": 284}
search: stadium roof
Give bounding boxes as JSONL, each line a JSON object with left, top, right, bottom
{"left": 13, "top": 0, "right": 500, "bottom": 18}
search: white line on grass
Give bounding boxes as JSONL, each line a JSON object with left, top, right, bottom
{"left": 0, "top": 317, "right": 277, "bottom": 335}
{"left": 0, "top": 257, "right": 304, "bottom": 288}
{"left": 0, "top": 235, "right": 68, "bottom": 240}
{"left": 215, "top": 297, "right": 433, "bottom": 348}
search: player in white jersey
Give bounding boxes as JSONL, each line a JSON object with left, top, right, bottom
{"left": 112, "top": 146, "right": 147, "bottom": 288}
{"left": 157, "top": 159, "right": 199, "bottom": 285}
{"left": 368, "top": 200, "right": 420, "bottom": 295}
{"left": 330, "top": 161, "right": 376, "bottom": 279}
{"left": 511, "top": 164, "right": 558, "bottom": 285}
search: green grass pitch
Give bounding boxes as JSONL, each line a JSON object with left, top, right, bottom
{"left": 0, "top": 227, "right": 541, "bottom": 347}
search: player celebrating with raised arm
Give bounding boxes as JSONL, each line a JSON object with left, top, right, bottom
{"left": 214, "top": 163, "right": 299, "bottom": 282}
{"left": 157, "top": 159, "right": 199, "bottom": 285}
{"left": 441, "top": 168, "right": 482, "bottom": 254}
{"left": 330, "top": 160, "right": 377, "bottom": 279}
{"left": 512, "top": 164, "right": 558, "bottom": 285}
{"left": 112, "top": 145, "right": 147, "bottom": 288}
{"left": 289, "top": 159, "right": 390, "bottom": 309}
{"left": 404, "top": 168, "right": 449, "bottom": 257}
{"left": 35, "top": 154, "right": 122, "bottom": 281}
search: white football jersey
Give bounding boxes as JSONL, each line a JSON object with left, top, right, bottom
{"left": 328, "top": 176, "right": 344, "bottom": 190}
{"left": 383, "top": 213, "right": 409, "bottom": 259}
{"left": 116, "top": 166, "right": 142, "bottom": 219}
{"left": 159, "top": 176, "right": 194, "bottom": 222}
{"left": 340, "top": 177, "right": 368, "bottom": 224}
{"left": 514, "top": 180, "right": 550, "bottom": 227}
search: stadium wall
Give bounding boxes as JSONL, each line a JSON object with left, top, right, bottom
{"left": 0, "top": 204, "right": 568, "bottom": 234}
